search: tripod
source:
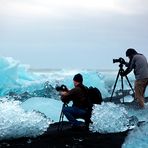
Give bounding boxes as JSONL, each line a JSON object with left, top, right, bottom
{"left": 57, "top": 103, "right": 68, "bottom": 131}
{"left": 110, "top": 63, "right": 134, "bottom": 102}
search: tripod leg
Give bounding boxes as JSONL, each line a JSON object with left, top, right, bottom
{"left": 125, "top": 76, "right": 134, "bottom": 94}
{"left": 124, "top": 75, "right": 135, "bottom": 101}
{"left": 110, "top": 71, "right": 120, "bottom": 101}
{"left": 121, "top": 75, "right": 124, "bottom": 103}
{"left": 57, "top": 104, "right": 65, "bottom": 131}
{"left": 57, "top": 103, "right": 68, "bottom": 131}
{"left": 57, "top": 112, "right": 64, "bottom": 131}
{"left": 58, "top": 108, "right": 64, "bottom": 123}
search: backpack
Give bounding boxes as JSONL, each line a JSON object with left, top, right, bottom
{"left": 87, "top": 87, "right": 103, "bottom": 104}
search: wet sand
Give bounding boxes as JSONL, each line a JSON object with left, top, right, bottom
{"left": 0, "top": 122, "right": 129, "bottom": 148}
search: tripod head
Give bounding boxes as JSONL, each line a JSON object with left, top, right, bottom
{"left": 113, "top": 58, "right": 126, "bottom": 76}
{"left": 118, "top": 63, "right": 125, "bottom": 76}
{"left": 118, "top": 62, "right": 124, "bottom": 68}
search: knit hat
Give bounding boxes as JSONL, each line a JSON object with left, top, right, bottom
{"left": 73, "top": 73, "right": 83, "bottom": 83}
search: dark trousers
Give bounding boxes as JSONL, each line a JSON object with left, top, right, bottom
{"left": 62, "top": 106, "right": 86, "bottom": 126}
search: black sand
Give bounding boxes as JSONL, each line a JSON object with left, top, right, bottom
{"left": 0, "top": 122, "right": 129, "bottom": 148}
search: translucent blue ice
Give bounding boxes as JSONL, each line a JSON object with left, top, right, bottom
{"left": 22, "top": 97, "right": 63, "bottom": 122}
{"left": 0, "top": 56, "right": 148, "bottom": 146}
{"left": 90, "top": 102, "right": 130, "bottom": 133}
{"left": 0, "top": 99, "right": 50, "bottom": 140}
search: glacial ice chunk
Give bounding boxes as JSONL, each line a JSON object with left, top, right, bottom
{"left": 90, "top": 102, "right": 130, "bottom": 133}
{"left": 0, "top": 99, "right": 50, "bottom": 140}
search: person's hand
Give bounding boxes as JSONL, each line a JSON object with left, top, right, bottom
{"left": 119, "top": 57, "right": 126, "bottom": 64}
{"left": 60, "top": 91, "right": 69, "bottom": 104}
{"left": 60, "top": 91, "right": 68, "bottom": 96}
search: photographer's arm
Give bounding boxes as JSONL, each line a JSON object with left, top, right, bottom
{"left": 61, "top": 88, "right": 77, "bottom": 103}
{"left": 122, "top": 58, "right": 135, "bottom": 76}
{"left": 122, "top": 67, "right": 132, "bottom": 76}
{"left": 60, "top": 91, "right": 69, "bottom": 103}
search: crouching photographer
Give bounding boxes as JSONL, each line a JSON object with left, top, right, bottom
{"left": 56, "top": 73, "right": 91, "bottom": 130}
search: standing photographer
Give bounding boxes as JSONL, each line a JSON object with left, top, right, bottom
{"left": 122, "top": 48, "right": 148, "bottom": 108}
{"left": 60, "top": 73, "right": 90, "bottom": 129}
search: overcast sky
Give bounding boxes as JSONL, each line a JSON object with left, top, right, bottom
{"left": 0, "top": 0, "right": 148, "bottom": 69}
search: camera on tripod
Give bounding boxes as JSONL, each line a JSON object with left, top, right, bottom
{"left": 56, "top": 85, "right": 68, "bottom": 92}
{"left": 110, "top": 57, "right": 134, "bottom": 102}
{"left": 113, "top": 57, "right": 126, "bottom": 65}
